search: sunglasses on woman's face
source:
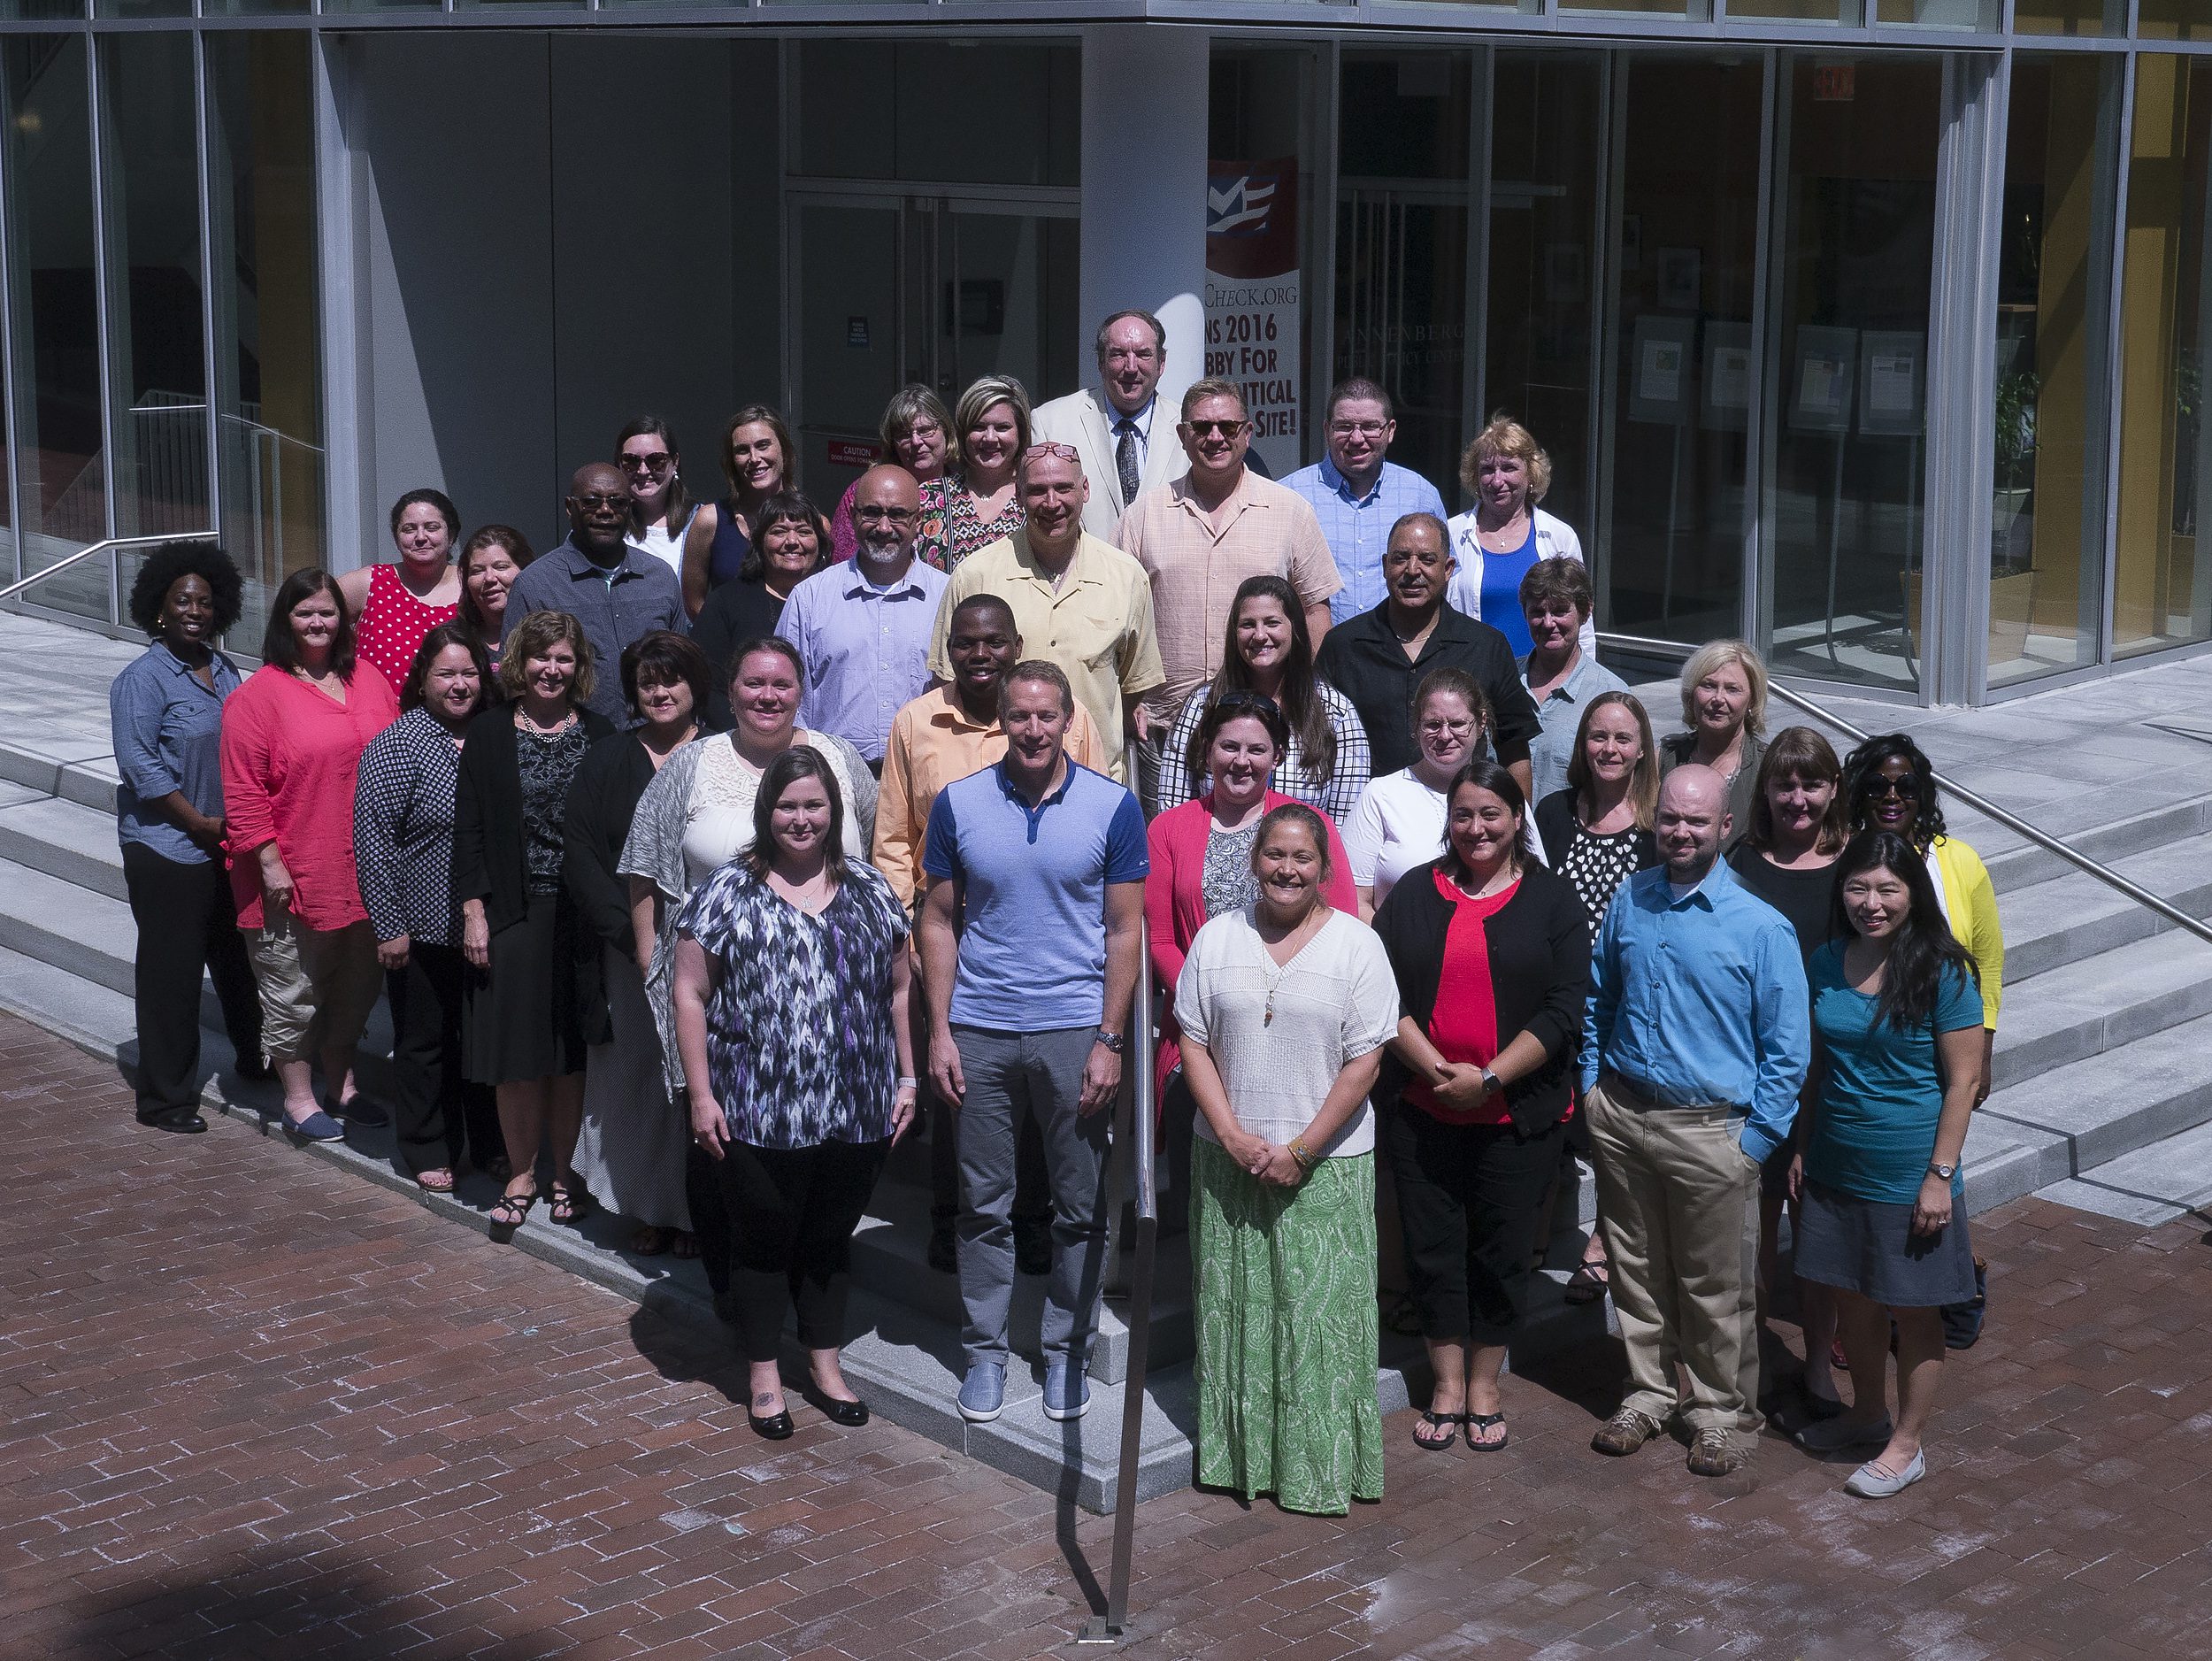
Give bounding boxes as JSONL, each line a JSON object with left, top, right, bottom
{"left": 1862, "top": 776, "right": 1916, "bottom": 798}
{"left": 620, "top": 451, "right": 672, "bottom": 473}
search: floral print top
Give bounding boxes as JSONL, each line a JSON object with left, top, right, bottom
{"left": 674, "top": 860, "right": 910, "bottom": 1149}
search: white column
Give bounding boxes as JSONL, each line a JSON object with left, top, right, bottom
{"left": 1079, "top": 24, "right": 1210, "bottom": 418}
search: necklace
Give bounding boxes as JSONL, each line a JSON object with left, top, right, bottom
{"left": 1257, "top": 904, "right": 1325, "bottom": 1026}
{"left": 515, "top": 705, "right": 573, "bottom": 735}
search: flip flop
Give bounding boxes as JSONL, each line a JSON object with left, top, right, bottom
{"left": 1412, "top": 1410, "right": 1466, "bottom": 1451}
{"left": 1466, "top": 1411, "right": 1509, "bottom": 1452}
{"left": 416, "top": 1169, "right": 456, "bottom": 1195}
{"left": 1563, "top": 1259, "right": 1610, "bottom": 1304}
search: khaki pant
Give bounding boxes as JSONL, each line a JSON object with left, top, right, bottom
{"left": 1585, "top": 1075, "right": 1763, "bottom": 1434}
{"left": 246, "top": 904, "right": 380, "bottom": 1065}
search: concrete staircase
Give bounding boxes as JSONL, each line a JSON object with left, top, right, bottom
{"left": 5, "top": 627, "right": 2209, "bottom": 1509}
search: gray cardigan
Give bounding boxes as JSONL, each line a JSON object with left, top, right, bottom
{"left": 617, "top": 729, "right": 879, "bottom": 1096}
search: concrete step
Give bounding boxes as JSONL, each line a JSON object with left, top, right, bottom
{"left": 2036, "top": 1117, "right": 2212, "bottom": 1228}
{"left": 1988, "top": 928, "right": 2212, "bottom": 1090}
{"left": 1977, "top": 791, "right": 2212, "bottom": 893}
{"left": 1994, "top": 827, "right": 2212, "bottom": 986}
{"left": 0, "top": 851, "right": 144, "bottom": 997}
{"left": 1959, "top": 1011, "right": 2212, "bottom": 1215}
{"left": 0, "top": 732, "right": 122, "bottom": 814}
{"left": 0, "top": 792, "right": 127, "bottom": 901}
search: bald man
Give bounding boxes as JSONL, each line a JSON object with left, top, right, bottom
{"left": 503, "top": 462, "right": 687, "bottom": 724}
{"left": 1580, "top": 764, "right": 1809, "bottom": 1480}
{"left": 780, "top": 464, "right": 948, "bottom": 768}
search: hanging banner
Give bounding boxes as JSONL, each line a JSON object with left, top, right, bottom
{"left": 1205, "top": 156, "right": 1302, "bottom": 477}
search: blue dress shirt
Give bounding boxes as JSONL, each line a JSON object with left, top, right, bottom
{"left": 109, "top": 641, "right": 243, "bottom": 865}
{"left": 1281, "top": 457, "right": 1448, "bottom": 625}
{"left": 1581, "top": 858, "right": 1810, "bottom": 1163}
{"left": 784, "top": 554, "right": 949, "bottom": 763}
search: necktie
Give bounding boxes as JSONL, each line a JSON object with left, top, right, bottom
{"left": 1115, "top": 419, "right": 1141, "bottom": 509}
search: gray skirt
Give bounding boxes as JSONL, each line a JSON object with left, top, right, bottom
{"left": 1793, "top": 1178, "right": 1977, "bottom": 1308}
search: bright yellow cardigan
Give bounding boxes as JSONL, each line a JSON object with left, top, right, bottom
{"left": 1932, "top": 835, "right": 2003, "bottom": 1029}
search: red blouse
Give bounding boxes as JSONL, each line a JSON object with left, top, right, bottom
{"left": 357, "top": 562, "right": 459, "bottom": 692}
{"left": 220, "top": 662, "right": 400, "bottom": 931}
{"left": 1403, "top": 868, "right": 1518, "bottom": 1125}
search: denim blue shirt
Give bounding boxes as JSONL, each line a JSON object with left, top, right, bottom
{"left": 1581, "top": 858, "right": 1810, "bottom": 1163}
{"left": 1281, "top": 458, "right": 1448, "bottom": 625}
{"left": 109, "top": 642, "right": 242, "bottom": 865}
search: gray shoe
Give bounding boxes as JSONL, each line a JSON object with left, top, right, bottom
{"left": 1686, "top": 1426, "right": 1744, "bottom": 1478}
{"left": 1845, "top": 1448, "right": 1926, "bottom": 1497}
{"left": 1795, "top": 1414, "right": 1893, "bottom": 1454}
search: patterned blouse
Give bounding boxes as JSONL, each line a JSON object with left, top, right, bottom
{"left": 675, "top": 860, "right": 910, "bottom": 1149}
{"left": 1159, "top": 679, "right": 1373, "bottom": 823}
{"left": 940, "top": 474, "right": 1025, "bottom": 571}
{"left": 518, "top": 723, "right": 590, "bottom": 894}
{"left": 357, "top": 562, "right": 459, "bottom": 693}
{"left": 352, "top": 708, "right": 465, "bottom": 946}
{"left": 1556, "top": 822, "right": 1652, "bottom": 947}
{"left": 1200, "top": 820, "right": 1262, "bottom": 920}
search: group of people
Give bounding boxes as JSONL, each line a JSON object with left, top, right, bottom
{"left": 109, "top": 304, "right": 2004, "bottom": 1511}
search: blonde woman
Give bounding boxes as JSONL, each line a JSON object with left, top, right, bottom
{"left": 1445, "top": 415, "right": 1593, "bottom": 658}
{"left": 941, "top": 375, "right": 1033, "bottom": 570}
{"left": 1659, "top": 638, "right": 1770, "bottom": 846}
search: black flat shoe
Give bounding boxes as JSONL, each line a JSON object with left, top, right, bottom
{"left": 802, "top": 1382, "right": 869, "bottom": 1427}
{"left": 231, "top": 1052, "right": 274, "bottom": 1083}
{"left": 748, "top": 1408, "right": 795, "bottom": 1441}
{"left": 330, "top": 1095, "right": 388, "bottom": 1128}
{"left": 136, "top": 1106, "right": 207, "bottom": 1134}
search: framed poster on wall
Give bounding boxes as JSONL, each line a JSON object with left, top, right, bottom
{"left": 1701, "top": 321, "right": 1752, "bottom": 432}
{"left": 1789, "top": 326, "right": 1859, "bottom": 435}
{"left": 1628, "top": 315, "right": 1697, "bottom": 427}
{"left": 1858, "top": 330, "right": 1925, "bottom": 437}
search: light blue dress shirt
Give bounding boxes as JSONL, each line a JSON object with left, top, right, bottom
{"left": 784, "top": 554, "right": 949, "bottom": 763}
{"left": 1520, "top": 648, "right": 1631, "bottom": 806}
{"left": 1581, "top": 858, "right": 1810, "bottom": 1163}
{"left": 1281, "top": 457, "right": 1448, "bottom": 625}
{"left": 109, "top": 641, "right": 243, "bottom": 865}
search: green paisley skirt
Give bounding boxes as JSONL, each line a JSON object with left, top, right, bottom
{"left": 1190, "top": 1137, "right": 1384, "bottom": 1515}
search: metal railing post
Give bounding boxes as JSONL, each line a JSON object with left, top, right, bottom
{"left": 0, "top": 530, "right": 219, "bottom": 607}
{"left": 1079, "top": 920, "right": 1158, "bottom": 1644}
{"left": 1599, "top": 630, "right": 2212, "bottom": 950}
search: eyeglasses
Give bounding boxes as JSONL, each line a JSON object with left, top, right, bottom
{"left": 854, "top": 504, "right": 916, "bottom": 525}
{"left": 1183, "top": 419, "right": 1248, "bottom": 438}
{"left": 1862, "top": 776, "right": 1916, "bottom": 798}
{"left": 1328, "top": 421, "right": 1388, "bottom": 439}
{"left": 620, "top": 451, "right": 672, "bottom": 473}
{"left": 1021, "top": 442, "right": 1081, "bottom": 465}
{"left": 1419, "top": 718, "right": 1479, "bottom": 739}
{"left": 572, "top": 493, "right": 627, "bottom": 510}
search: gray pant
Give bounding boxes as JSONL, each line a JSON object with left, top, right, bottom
{"left": 953, "top": 1024, "right": 1112, "bottom": 1371}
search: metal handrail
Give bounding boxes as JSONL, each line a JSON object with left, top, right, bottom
{"left": 0, "top": 531, "right": 219, "bottom": 606}
{"left": 1600, "top": 629, "right": 2212, "bottom": 950}
{"left": 1080, "top": 921, "right": 1158, "bottom": 1644}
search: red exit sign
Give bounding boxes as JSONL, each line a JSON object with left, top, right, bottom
{"left": 825, "top": 438, "right": 882, "bottom": 470}
{"left": 1813, "top": 64, "right": 1855, "bottom": 103}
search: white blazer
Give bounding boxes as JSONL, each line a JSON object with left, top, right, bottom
{"left": 1031, "top": 388, "right": 1191, "bottom": 542}
{"left": 1444, "top": 506, "right": 1597, "bottom": 657}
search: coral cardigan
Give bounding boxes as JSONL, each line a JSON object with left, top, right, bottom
{"left": 1143, "top": 789, "right": 1360, "bottom": 1104}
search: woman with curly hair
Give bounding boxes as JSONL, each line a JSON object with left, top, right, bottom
{"left": 110, "top": 541, "right": 269, "bottom": 1131}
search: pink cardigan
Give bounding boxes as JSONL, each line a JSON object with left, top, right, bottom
{"left": 1142, "top": 789, "right": 1360, "bottom": 1102}
{"left": 221, "top": 662, "right": 399, "bottom": 931}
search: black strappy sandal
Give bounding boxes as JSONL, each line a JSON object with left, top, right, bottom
{"left": 489, "top": 1185, "right": 538, "bottom": 1238}
{"left": 1412, "top": 1410, "right": 1467, "bottom": 1451}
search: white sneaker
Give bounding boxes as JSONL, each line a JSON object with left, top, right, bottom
{"left": 1845, "top": 1448, "right": 1926, "bottom": 1497}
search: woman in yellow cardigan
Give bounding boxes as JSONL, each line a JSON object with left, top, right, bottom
{"left": 1842, "top": 735, "right": 2003, "bottom": 1101}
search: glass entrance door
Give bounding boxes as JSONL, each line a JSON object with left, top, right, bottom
{"left": 789, "top": 192, "right": 1077, "bottom": 506}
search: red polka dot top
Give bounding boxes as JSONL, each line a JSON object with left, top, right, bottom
{"left": 357, "top": 562, "right": 460, "bottom": 692}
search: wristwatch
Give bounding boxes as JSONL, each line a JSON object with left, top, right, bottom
{"left": 1927, "top": 1160, "right": 1957, "bottom": 1180}
{"left": 1094, "top": 1027, "right": 1125, "bottom": 1053}
{"left": 1479, "top": 1066, "right": 1502, "bottom": 1096}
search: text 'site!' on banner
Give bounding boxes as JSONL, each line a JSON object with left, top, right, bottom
{"left": 1206, "top": 157, "right": 1302, "bottom": 479}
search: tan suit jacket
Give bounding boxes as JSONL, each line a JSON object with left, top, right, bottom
{"left": 1030, "top": 387, "right": 1191, "bottom": 542}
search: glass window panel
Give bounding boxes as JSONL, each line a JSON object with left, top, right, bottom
{"left": 1485, "top": 52, "right": 1602, "bottom": 535}
{"left": 1990, "top": 56, "right": 2120, "bottom": 688}
{"left": 1728, "top": 0, "right": 1855, "bottom": 21}
{"left": 4, "top": 33, "right": 107, "bottom": 623}
{"left": 2011, "top": 0, "right": 2123, "bottom": 35}
{"left": 2138, "top": 0, "right": 2212, "bottom": 42}
{"left": 1559, "top": 0, "right": 1708, "bottom": 16}
{"left": 101, "top": 34, "right": 207, "bottom": 542}
{"left": 793, "top": 41, "right": 1077, "bottom": 187}
{"left": 1873, "top": 0, "right": 1997, "bottom": 23}
{"left": 206, "top": 32, "right": 326, "bottom": 606}
{"left": 2115, "top": 57, "right": 2212, "bottom": 658}
{"left": 1333, "top": 51, "right": 1471, "bottom": 493}
{"left": 0, "top": 2, "right": 88, "bottom": 19}
{"left": 1598, "top": 57, "right": 1763, "bottom": 648}
{"left": 1764, "top": 57, "right": 1940, "bottom": 695}
{"left": 96, "top": 0, "right": 191, "bottom": 18}
{"left": 201, "top": 0, "right": 312, "bottom": 15}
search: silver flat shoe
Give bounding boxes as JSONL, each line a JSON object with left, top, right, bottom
{"left": 1845, "top": 1448, "right": 1925, "bottom": 1497}
{"left": 1794, "top": 1414, "right": 1893, "bottom": 1454}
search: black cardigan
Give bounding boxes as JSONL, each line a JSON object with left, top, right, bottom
{"left": 562, "top": 729, "right": 658, "bottom": 958}
{"left": 1533, "top": 788, "right": 1662, "bottom": 875}
{"left": 451, "top": 703, "right": 616, "bottom": 935}
{"left": 1369, "top": 858, "right": 1593, "bottom": 1136}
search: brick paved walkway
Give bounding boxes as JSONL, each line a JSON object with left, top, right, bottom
{"left": 4, "top": 1010, "right": 2210, "bottom": 1660}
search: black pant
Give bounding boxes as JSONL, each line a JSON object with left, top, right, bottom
{"left": 385, "top": 942, "right": 497, "bottom": 1176}
{"left": 1383, "top": 1104, "right": 1563, "bottom": 1346}
{"left": 122, "top": 842, "right": 262, "bottom": 1113}
{"left": 715, "top": 1136, "right": 890, "bottom": 1363}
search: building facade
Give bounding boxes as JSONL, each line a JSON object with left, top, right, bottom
{"left": 1, "top": 2, "right": 2207, "bottom": 708}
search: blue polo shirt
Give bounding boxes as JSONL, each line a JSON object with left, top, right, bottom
{"left": 921, "top": 757, "right": 1148, "bottom": 1032}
